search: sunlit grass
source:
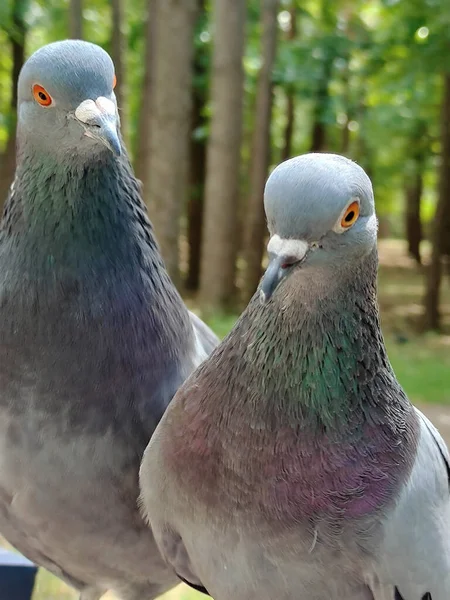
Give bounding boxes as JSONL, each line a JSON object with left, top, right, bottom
{"left": 386, "top": 334, "right": 450, "bottom": 404}
{"left": 31, "top": 575, "right": 199, "bottom": 600}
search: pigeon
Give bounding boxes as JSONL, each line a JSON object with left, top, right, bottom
{"left": 140, "top": 153, "right": 450, "bottom": 600}
{"left": 0, "top": 40, "right": 218, "bottom": 600}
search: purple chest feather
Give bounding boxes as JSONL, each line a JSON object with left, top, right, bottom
{"left": 168, "top": 402, "right": 419, "bottom": 525}
{"left": 258, "top": 425, "right": 405, "bottom": 520}
{"left": 164, "top": 271, "right": 419, "bottom": 527}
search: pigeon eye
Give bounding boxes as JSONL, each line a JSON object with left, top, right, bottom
{"left": 340, "top": 201, "right": 360, "bottom": 229}
{"left": 113, "top": 74, "right": 117, "bottom": 89}
{"left": 32, "top": 84, "right": 52, "bottom": 107}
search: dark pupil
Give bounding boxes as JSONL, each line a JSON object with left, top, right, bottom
{"left": 38, "top": 92, "right": 47, "bottom": 100}
{"left": 345, "top": 210, "right": 355, "bottom": 222}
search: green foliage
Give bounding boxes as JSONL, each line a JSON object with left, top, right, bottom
{"left": 0, "top": 0, "right": 449, "bottom": 222}
{"left": 1, "top": 0, "right": 449, "bottom": 307}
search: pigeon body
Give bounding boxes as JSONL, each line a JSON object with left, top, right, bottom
{"left": 0, "top": 40, "right": 218, "bottom": 600}
{"left": 140, "top": 154, "right": 450, "bottom": 600}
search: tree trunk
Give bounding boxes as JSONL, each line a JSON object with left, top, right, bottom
{"left": 186, "top": 11, "right": 208, "bottom": 291}
{"left": 424, "top": 73, "right": 450, "bottom": 331}
{"left": 69, "top": 0, "right": 83, "bottom": 39}
{"left": 340, "top": 62, "right": 351, "bottom": 154}
{"left": 282, "top": 93, "right": 295, "bottom": 162}
{"left": 135, "top": 0, "right": 157, "bottom": 191}
{"left": 281, "top": 4, "right": 297, "bottom": 162}
{"left": 0, "top": 0, "right": 28, "bottom": 213}
{"left": 443, "top": 192, "right": 450, "bottom": 258}
{"left": 309, "top": 55, "right": 333, "bottom": 152}
{"left": 405, "top": 173, "right": 423, "bottom": 264}
{"left": 242, "top": 0, "right": 279, "bottom": 303}
{"left": 186, "top": 113, "right": 206, "bottom": 291}
{"left": 354, "top": 99, "right": 373, "bottom": 180}
{"left": 199, "top": 0, "right": 246, "bottom": 312}
{"left": 146, "top": 0, "right": 198, "bottom": 285}
{"left": 404, "top": 121, "right": 426, "bottom": 264}
{"left": 111, "top": 0, "right": 127, "bottom": 143}
{"left": 341, "top": 119, "right": 350, "bottom": 154}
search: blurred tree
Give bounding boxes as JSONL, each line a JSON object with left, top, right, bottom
{"left": 340, "top": 59, "right": 351, "bottom": 154}
{"left": 404, "top": 170, "right": 423, "bottom": 265}
{"left": 309, "top": 0, "right": 336, "bottom": 152}
{"left": 404, "top": 120, "right": 427, "bottom": 264}
{"left": 0, "top": 0, "right": 29, "bottom": 212}
{"left": 281, "top": 2, "right": 297, "bottom": 162}
{"left": 111, "top": 0, "right": 127, "bottom": 143}
{"left": 69, "top": 0, "right": 83, "bottom": 39}
{"left": 1, "top": 0, "right": 450, "bottom": 331}
{"left": 425, "top": 73, "right": 450, "bottom": 331}
{"left": 134, "top": 0, "right": 157, "bottom": 190}
{"left": 146, "top": 0, "right": 198, "bottom": 284}
{"left": 199, "top": 0, "right": 246, "bottom": 312}
{"left": 337, "top": 5, "right": 355, "bottom": 155}
{"left": 242, "top": 0, "right": 280, "bottom": 303}
{"left": 310, "top": 57, "right": 332, "bottom": 152}
{"left": 186, "top": 0, "right": 209, "bottom": 292}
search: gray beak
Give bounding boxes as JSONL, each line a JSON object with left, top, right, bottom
{"left": 88, "top": 113, "right": 121, "bottom": 156}
{"left": 260, "top": 255, "right": 288, "bottom": 303}
{"left": 260, "top": 236, "right": 310, "bottom": 303}
{"left": 75, "top": 97, "right": 121, "bottom": 156}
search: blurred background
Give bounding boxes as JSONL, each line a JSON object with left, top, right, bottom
{"left": 1, "top": 0, "right": 450, "bottom": 598}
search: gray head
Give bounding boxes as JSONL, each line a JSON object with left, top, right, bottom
{"left": 17, "top": 40, "right": 121, "bottom": 159}
{"left": 260, "top": 153, "right": 377, "bottom": 302}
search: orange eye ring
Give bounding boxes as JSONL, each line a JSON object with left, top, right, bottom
{"left": 32, "top": 84, "right": 52, "bottom": 107}
{"left": 113, "top": 74, "right": 117, "bottom": 89}
{"left": 340, "top": 200, "right": 360, "bottom": 228}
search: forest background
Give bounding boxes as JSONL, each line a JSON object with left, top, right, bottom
{"left": 1, "top": 0, "right": 450, "bottom": 597}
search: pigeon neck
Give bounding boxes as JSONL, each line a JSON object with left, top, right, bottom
{"left": 172, "top": 248, "right": 418, "bottom": 521}
{"left": 243, "top": 248, "right": 408, "bottom": 431}
{"left": 1, "top": 148, "right": 191, "bottom": 334}
{"left": 5, "top": 149, "right": 152, "bottom": 268}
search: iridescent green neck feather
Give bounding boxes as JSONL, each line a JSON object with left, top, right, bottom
{"left": 168, "top": 248, "right": 418, "bottom": 521}
{"left": 222, "top": 249, "right": 403, "bottom": 433}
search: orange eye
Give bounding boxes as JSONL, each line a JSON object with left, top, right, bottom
{"left": 340, "top": 200, "right": 360, "bottom": 228}
{"left": 113, "top": 74, "right": 117, "bottom": 89}
{"left": 32, "top": 84, "right": 52, "bottom": 107}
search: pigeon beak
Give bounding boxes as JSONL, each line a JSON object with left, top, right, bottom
{"left": 74, "top": 97, "right": 121, "bottom": 156}
{"left": 260, "top": 242, "right": 309, "bottom": 303}
{"left": 260, "top": 256, "right": 288, "bottom": 304}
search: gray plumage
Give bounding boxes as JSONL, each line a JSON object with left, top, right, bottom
{"left": 140, "top": 153, "right": 450, "bottom": 600}
{"left": 0, "top": 40, "right": 218, "bottom": 600}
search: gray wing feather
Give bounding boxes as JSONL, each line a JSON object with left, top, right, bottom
{"left": 188, "top": 311, "right": 220, "bottom": 363}
{"left": 418, "top": 410, "right": 450, "bottom": 485}
{"left": 155, "top": 526, "right": 209, "bottom": 593}
{"left": 374, "top": 408, "right": 450, "bottom": 600}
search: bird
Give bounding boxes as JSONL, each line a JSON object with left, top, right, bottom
{"left": 140, "top": 153, "right": 450, "bottom": 600}
{"left": 0, "top": 40, "right": 218, "bottom": 600}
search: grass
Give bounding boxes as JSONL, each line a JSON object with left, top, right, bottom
{"left": 30, "top": 573, "right": 199, "bottom": 600}
{"left": 385, "top": 334, "right": 450, "bottom": 405}
{"left": 4, "top": 238, "right": 450, "bottom": 599}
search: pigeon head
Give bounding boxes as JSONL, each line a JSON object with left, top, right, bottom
{"left": 260, "top": 153, "right": 377, "bottom": 302}
{"left": 17, "top": 40, "right": 121, "bottom": 159}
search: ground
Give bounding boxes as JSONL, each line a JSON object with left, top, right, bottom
{"left": 2, "top": 239, "right": 450, "bottom": 600}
